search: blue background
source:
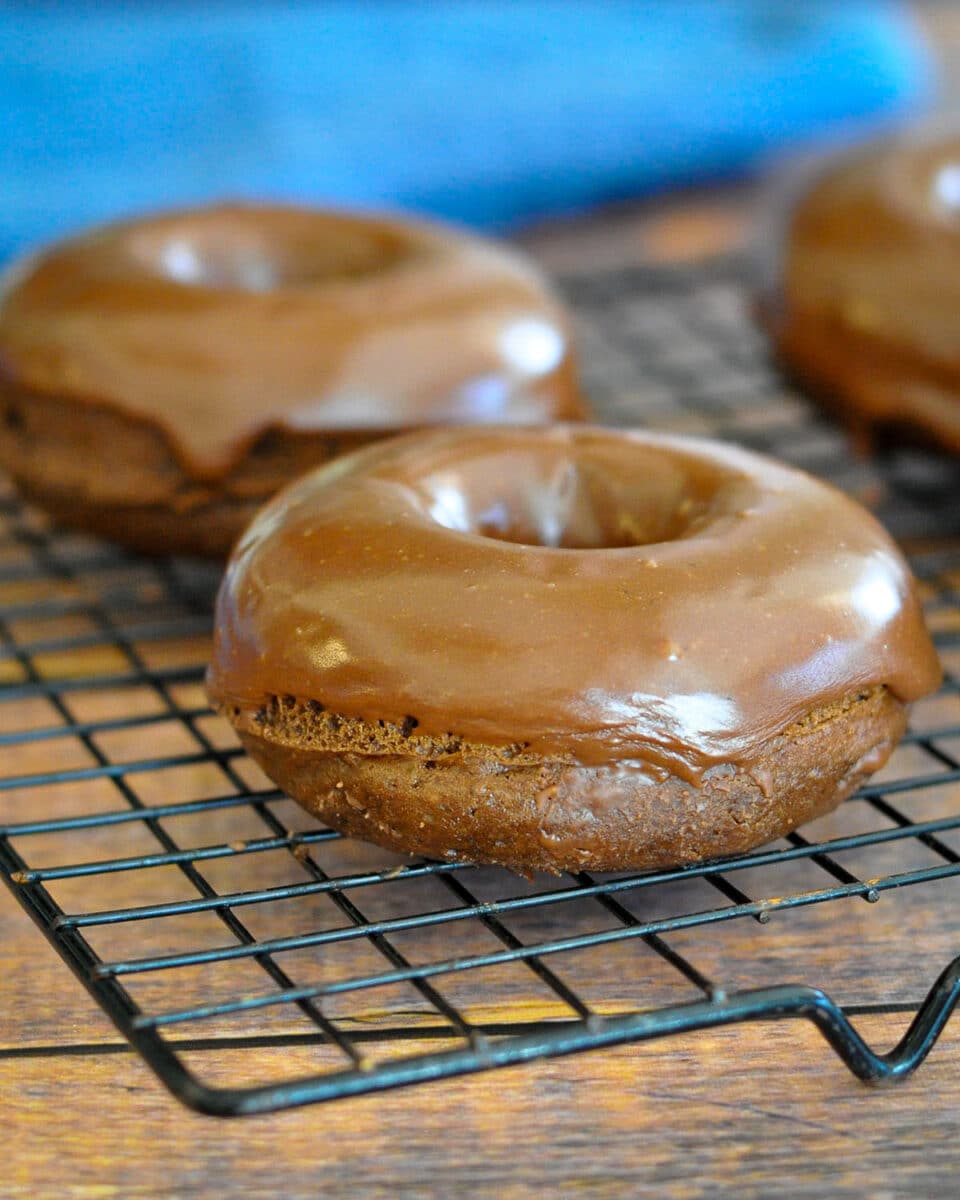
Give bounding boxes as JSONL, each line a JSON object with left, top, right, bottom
{"left": 0, "top": 1, "right": 933, "bottom": 258}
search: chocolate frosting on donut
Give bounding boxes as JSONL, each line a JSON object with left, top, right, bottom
{"left": 0, "top": 206, "right": 582, "bottom": 480}
{"left": 207, "top": 426, "right": 941, "bottom": 784}
{"left": 765, "top": 130, "right": 960, "bottom": 451}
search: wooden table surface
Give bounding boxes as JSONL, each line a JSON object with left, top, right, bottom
{"left": 3, "top": 193, "right": 960, "bottom": 1199}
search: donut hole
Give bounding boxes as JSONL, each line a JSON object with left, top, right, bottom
{"left": 128, "top": 210, "right": 417, "bottom": 292}
{"left": 414, "top": 438, "right": 733, "bottom": 550}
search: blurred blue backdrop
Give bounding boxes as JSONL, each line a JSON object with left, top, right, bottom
{"left": 0, "top": 1, "right": 932, "bottom": 258}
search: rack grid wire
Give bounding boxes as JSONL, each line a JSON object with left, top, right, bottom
{"left": 1, "top": 256, "right": 959, "bottom": 1116}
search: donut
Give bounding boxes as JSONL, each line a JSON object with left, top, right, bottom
{"left": 207, "top": 425, "right": 940, "bottom": 874}
{"left": 0, "top": 204, "right": 585, "bottom": 557}
{"left": 759, "top": 130, "right": 960, "bottom": 455}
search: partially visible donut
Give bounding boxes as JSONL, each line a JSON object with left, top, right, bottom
{"left": 0, "top": 205, "right": 585, "bottom": 556}
{"left": 207, "top": 426, "right": 941, "bottom": 874}
{"left": 759, "top": 130, "right": 960, "bottom": 455}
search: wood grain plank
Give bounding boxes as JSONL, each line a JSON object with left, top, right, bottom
{"left": 2, "top": 1012, "right": 959, "bottom": 1198}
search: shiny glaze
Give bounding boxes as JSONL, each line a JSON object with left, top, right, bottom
{"left": 768, "top": 130, "right": 960, "bottom": 450}
{"left": 0, "top": 205, "right": 583, "bottom": 481}
{"left": 207, "top": 426, "right": 941, "bottom": 784}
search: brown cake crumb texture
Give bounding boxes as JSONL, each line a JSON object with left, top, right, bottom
{"left": 757, "top": 297, "right": 960, "bottom": 459}
{"left": 0, "top": 383, "right": 373, "bottom": 557}
{"left": 223, "top": 686, "right": 905, "bottom": 874}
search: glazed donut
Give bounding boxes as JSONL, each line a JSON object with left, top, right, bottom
{"left": 759, "top": 130, "right": 960, "bottom": 455}
{"left": 0, "top": 204, "right": 585, "bottom": 557}
{"left": 207, "top": 425, "right": 940, "bottom": 874}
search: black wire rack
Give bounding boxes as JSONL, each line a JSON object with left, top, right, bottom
{"left": 1, "top": 256, "right": 959, "bottom": 1117}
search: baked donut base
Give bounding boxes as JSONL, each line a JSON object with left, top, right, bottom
{"left": 11, "top": 476, "right": 263, "bottom": 559}
{"left": 757, "top": 297, "right": 960, "bottom": 458}
{"left": 224, "top": 687, "right": 905, "bottom": 875}
{"left": 10, "top": 472, "right": 273, "bottom": 556}
{"left": 0, "top": 382, "right": 372, "bottom": 557}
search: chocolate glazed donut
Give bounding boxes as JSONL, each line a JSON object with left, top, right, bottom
{"left": 759, "top": 130, "right": 960, "bottom": 455}
{"left": 208, "top": 426, "right": 941, "bottom": 874}
{"left": 0, "top": 205, "right": 585, "bottom": 556}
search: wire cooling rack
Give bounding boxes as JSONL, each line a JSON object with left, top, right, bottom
{"left": 1, "top": 257, "right": 959, "bottom": 1116}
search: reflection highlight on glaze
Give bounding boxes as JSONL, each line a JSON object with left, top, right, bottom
{"left": 499, "top": 317, "right": 566, "bottom": 378}
{"left": 850, "top": 556, "right": 903, "bottom": 627}
{"left": 427, "top": 477, "right": 471, "bottom": 534}
{"left": 933, "top": 162, "right": 960, "bottom": 211}
{"left": 159, "top": 238, "right": 204, "bottom": 285}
